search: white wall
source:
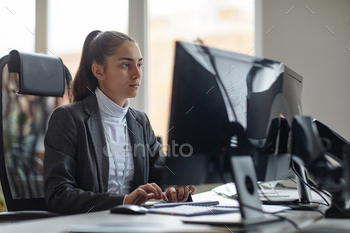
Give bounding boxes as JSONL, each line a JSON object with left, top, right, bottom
{"left": 255, "top": 0, "right": 350, "bottom": 140}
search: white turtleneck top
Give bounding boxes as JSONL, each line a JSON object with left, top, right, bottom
{"left": 95, "top": 87, "right": 134, "bottom": 195}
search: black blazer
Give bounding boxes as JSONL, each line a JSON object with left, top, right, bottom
{"left": 44, "top": 94, "right": 166, "bottom": 214}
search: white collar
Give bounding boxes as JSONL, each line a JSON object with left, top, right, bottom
{"left": 95, "top": 87, "right": 129, "bottom": 118}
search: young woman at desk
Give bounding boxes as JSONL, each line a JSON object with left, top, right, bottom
{"left": 44, "top": 30, "right": 195, "bottom": 214}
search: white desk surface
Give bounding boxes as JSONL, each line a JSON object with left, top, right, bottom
{"left": 0, "top": 190, "right": 324, "bottom": 233}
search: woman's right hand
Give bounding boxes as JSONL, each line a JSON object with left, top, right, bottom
{"left": 124, "top": 183, "right": 169, "bottom": 205}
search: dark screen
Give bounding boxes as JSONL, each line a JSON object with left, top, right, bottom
{"left": 165, "top": 42, "right": 303, "bottom": 185}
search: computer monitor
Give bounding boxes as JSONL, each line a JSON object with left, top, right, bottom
{"left": 292, "top": 116, "right": 350, "bottom": 217}
{"left": 165, "top": 41, "right": 303, "bottom": 185}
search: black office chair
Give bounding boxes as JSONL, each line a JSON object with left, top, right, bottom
{"left": 0, "top": 50, "right": 71, "bottom": 221}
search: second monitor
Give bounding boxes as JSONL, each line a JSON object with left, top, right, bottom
{"left": 165, "top": 41, "right": 303, "bottom": 185}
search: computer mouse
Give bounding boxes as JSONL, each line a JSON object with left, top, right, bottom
{"left": 110, "top": 205, "right": 148, "bottom": 215}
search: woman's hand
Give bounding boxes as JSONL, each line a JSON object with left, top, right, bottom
{"left": 164, "top": 185, "right": 195, "bottom": 202}
{"left": 124, "top": 183, "right": 169, "bottom": 205}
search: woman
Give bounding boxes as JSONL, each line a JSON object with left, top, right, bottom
{"left": 44, "top": 30, "right": 194, "bottom": 214}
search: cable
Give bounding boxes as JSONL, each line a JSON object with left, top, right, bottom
{"left": 257, "top": 174, "right": 326, "bottom": 215}
{"left": 288, "top": 176, "right": 297, "bottom": 184}
{"left": 292, "top": 162, "right": 329, "bottom": 207}
{"left": 289, "top": 173, "right": 332, "bottom": 200}
{"left": 306, "top": 178, "right": 332, "bottom": 198}
{"left": 287, "top": 177, "right": 329, "bottom": 208}
{"left": 244, "top": 186, "right": 304, "bottom": 230}
{"left": 216, "top": 179, "right": 301, "bottom": 230}
{"left": 258, "top": 185, "right": 325, "bottom": 215}
{"left": 291, "top": 160, "right": 330, "bottom": 207}
{"left": 238, "top": 202, "right": 301, "bottom": 232}
{"left": 312, "top": 187, "right": 332, "bottom": 199}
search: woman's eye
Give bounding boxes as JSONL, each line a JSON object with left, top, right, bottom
{"left": 138, "top": 63, "right": 143, "bottom": 68}
{"left": 122, "top": 63, "right": 129, "bottom": 68}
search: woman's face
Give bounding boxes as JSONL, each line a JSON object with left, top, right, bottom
{"left": 94, "top": 41, "right": 143, "bottom": 107}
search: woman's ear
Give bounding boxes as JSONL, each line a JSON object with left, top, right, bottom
{"left": 92, "top": 63, "right": 105, "bottom": 81}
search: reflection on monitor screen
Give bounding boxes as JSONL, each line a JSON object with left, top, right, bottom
{"left": 165, "top": 42, "right": 303, "bottom": 185}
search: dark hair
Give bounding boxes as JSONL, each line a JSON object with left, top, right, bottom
{"left": 71, "top": 30, "right": 136, "bottom": 102}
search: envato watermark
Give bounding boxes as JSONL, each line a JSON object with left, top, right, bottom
{"left": 103, "top": 140, "right": 193, "bottom": 158}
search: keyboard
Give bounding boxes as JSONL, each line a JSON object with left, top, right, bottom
{"left": 152, "top": 200, "right": 219, "bottom": 208}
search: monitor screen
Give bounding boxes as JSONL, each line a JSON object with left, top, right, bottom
{"left": 165, "top": 42, "right": 303, "bottom": 185}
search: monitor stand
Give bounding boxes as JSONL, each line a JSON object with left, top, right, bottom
{"left": 289, "top": 162, "right": 320, "bottom": 209}
{"left": 261, "top": 160, "right": 321, "bottom": 210}
{"left": 184, "top": 155, "right": 282, "bottom": 226}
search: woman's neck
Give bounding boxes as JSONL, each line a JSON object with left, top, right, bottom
{"left": 95, "top": 88, "right": 129, "bottom": 119}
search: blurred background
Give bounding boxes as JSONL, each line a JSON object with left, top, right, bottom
{"left": 0, "top": 0, "right": 254, "bottom": 145}
{"left": 1, "top": 1, "right": 350, "bottom": 206}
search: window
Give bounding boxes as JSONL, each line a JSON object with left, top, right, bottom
{"left": 48, "top": 0, "right": 129, "bottom": 80}
{"left": 148, "top": 0, "right": 254, "bottom": 147}
{"left": 0, "top": 0, "right": 35, "bottom": 55}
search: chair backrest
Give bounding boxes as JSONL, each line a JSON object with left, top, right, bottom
{"left": 0, "top": 50, "right": 71, "bottom": 211}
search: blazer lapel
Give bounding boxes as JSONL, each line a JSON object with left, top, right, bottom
{"left": 83, "top": 94, "right": 109, "bottom": 192}
{"left": 126, "top": 109, "right": 147, "bottom": 189}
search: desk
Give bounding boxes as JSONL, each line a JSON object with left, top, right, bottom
{"left": 301, "top": 219, "right": 350, "bottom": 233}
{"left": 0, "top": 190, "right": 324, "bottom": 233}
{"left": 0, "top": 209, "right": 323, "bottom": 233}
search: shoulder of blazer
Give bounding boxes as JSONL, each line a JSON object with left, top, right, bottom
{"left": 50, "top": 94, "right": 93, "bottom": 121}
{"left": 128, "top": 107, "right": 150, "bottom": 125}
{"left": 52, "top": 99, "right": 84, "bottom": 118}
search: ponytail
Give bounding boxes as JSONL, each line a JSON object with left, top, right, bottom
{"left": 71, "top": 30, "right": 135, "bottom": 102}
{"left": 71, "top": 30, "right": 101, "bottom": 102}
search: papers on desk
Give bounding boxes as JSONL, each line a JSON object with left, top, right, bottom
{"left": 210, "top": 183, "right": 292, "bottom": 213}
{"left": 67, "top": 224, "right": 167, "bottom": 233}
{"left": 148, "top": 204, "right": 289, "bottom": 216}
{"left": 182, "top": 213, "right": 282, "bottom": 226}
{"left": 147, "top": 200, "right": 289, "bottom": 216}
{"left": 148, "top": 205, "right": 239, "bottom": 216}
{"left": 212, "top": 182, "right": 237, "bottom": 198}
{"left": 212, "top": 182, "right": 291, "bottom": 199}
{"left": 261, "top": 204, "right": 291, "bottom": 213}
{"left": 66, "top": 223, "right": 219, "bottom": 233}
{"left": 67, "top": 223, "right": 214, "bottom": 233}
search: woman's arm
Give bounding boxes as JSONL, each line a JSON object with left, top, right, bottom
{"left": 44, "top": 107, "right": 124, "bottom": 214}
{"left": 142, "top": 113, "right": 195, "bottom": 202}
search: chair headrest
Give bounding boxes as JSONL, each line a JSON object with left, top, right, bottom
{"left": 7, "top": 50, "right": 65, "bottom": 97}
